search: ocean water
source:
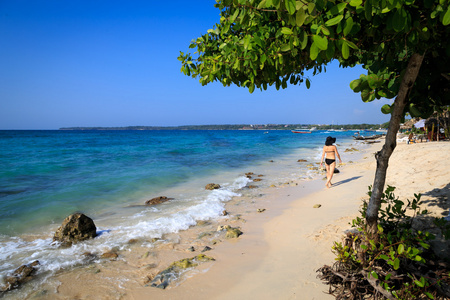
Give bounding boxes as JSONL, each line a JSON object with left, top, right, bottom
{"left": 0, "top": 129, "right": 366, "bottom": 290}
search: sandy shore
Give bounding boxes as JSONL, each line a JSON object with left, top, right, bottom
{"left": 11, "top": 140, "right": 450, "bottom": 300}
{"left": 129, "top": 140, "right": 450, "bottom": 300}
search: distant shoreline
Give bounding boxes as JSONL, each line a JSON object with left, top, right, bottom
{"left": 59, "top": 123, "right": 387, "bottom": 131}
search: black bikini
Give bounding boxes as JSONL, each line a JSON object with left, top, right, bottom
{"left": 325, "top": 158, "right": 335, "bottom": 165}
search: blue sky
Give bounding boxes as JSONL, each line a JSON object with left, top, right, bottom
{"left": 0, "top": 1, "right": 392, "bottom": 130}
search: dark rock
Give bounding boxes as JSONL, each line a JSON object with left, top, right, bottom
{"left": 1, "top": 260, "right": 40, "bottom": 292}
{"left": 145, "top": 196, "right": 172, "bottom": 206}
{"left": 245, "top": 172, "right": 254, "bottom": 176}
{"left": 257, "top": 208, "right": 266, "bottom": 213}
{"left": 205, "top": 183, "right": 221, "bottom": 190}
{"left": 334, "top": 168, "right": 340, "bottom": 173}
{"left": 297, "top": 159, "right": 308, "bottom": 162}
{"left": 247, "top": 185, "right": 257, "bottom": 189}
{"left": 253, "top": 178, "right": 262, "bottom": 182}
{"left": 188, "top": 246, "right": 195, "bottom": 252}
{"left": 222, "top": 210, "right": 228, "bottom": 216}
{"left": 53, "top": 213, "right": 97, "bottom": 246}
{"left": 201, "top": 246, "right": 212, "bottom": 252}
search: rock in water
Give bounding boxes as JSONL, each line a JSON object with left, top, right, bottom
{"left": 53, "top": 213, "right": 97, "bottom": 246}
{"left": 205, "top": 183, "right": 221, "bottom": 190}
{"left": 145, "top": 196, "right": 172, "bottom": 206}
{"left": 1, "top": 260, "right": 40, "bottom": 292}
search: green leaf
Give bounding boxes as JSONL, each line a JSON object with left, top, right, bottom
{"left": 330, "top": 3, "right": 347, "bottom": 15}
{"left": 306, "top": 78, "right": 311, "bottom": 89}
{"left": 393, "top": 8, "right": 407, "bottom": 32}
{"left": 424, "top": 291, "right": 435, "bottom": 299}
{"left": 300, "top": 31, "right": 308, "bottom": 49}
{"left": 230, "top": 9, "right": 239, "bottom": 23}
{"left": 367, "top": 74, "right": 383, "bottom": 89}
{"left": 310, "top": 43, "right": 319, "bottom": 60}
{"left": 325, "top": 15, "right": 344, "bottom": 27}
{"left": 414, "top": 279, "right": 424, "bottom": 287}
{"left": 313, "top": 35, "right": 328, "bottom": 50}
{"left": 285, "top": 0, "right": 296, "bottom": 15}
{"left": 380, "top": 254, "right": 390, "bottom": 260}
{"left": 443, "top": 7, "right": 450, "bottom": 26}
{"left": 350, "top": 78, "right": 361, "bottom": 91}
{"left": 349, "top": 0, "right": 362, "bottom": 7}
{"left": 281, "top": 27, "right": 294, "bottom": 35}
{"left": 397, "top": 244, "right": 405, "bottom": 255}
{"left": 370, "top": 271, "right": 378, "bottom": 279}
{"left": 257, "top": 0, "right": 267, "bottom": 9}
{"left": 296, "top": 9, "right": 306, "bottom": 26}
{"left": 281, "top": 44, "right": 291, "bottom": 52}
{"left": 320, "top": 25, "right": 330, "bottom": 36}
{"left": 343, "top": 17, "right": 354, "bottom": 36}
{"left": 342, "top": 42, "right": 349, "bottom": 59}
{"left": 393, "top": 258, "right": 400, "bottom": 270}
{"left": 364, "top": 0, "right": 372, "bottom": 21}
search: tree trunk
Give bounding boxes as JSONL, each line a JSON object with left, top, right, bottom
{"left": 365, "top": 53, "right": 425, "bottom": 238}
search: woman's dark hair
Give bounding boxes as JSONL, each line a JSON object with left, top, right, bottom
{"left": 325, "top": 136, "right": 336, "bottom": 146}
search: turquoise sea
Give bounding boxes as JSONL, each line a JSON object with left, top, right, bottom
{"left": 0, "top": 129, "right": 366, "bottom": 291}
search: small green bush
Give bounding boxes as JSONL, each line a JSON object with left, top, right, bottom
{"left": 318, "top": 186, "right": 450, "bottom": 299}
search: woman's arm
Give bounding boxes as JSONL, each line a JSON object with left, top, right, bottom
{"left": 334, "top": 146, "right": 342, "bottom": 164}
{"left": 319, "top": 147, "right": 325, "bottom": 167}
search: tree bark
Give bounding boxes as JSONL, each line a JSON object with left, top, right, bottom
{"left": 365, "top": 53, "right": 425, "bottom": 238}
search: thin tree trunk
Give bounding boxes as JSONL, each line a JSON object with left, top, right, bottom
{"left": 365, "top": 53, "right": 425, "bottom": 238}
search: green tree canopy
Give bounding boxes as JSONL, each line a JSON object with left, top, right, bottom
{"left": 179, "top": 0, "right": 450, "bottom": 235}
{"left": 180, "top": 0, "right": 449, "bottom": 117}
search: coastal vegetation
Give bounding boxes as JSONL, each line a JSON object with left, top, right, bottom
{"left": 179, "top": 0, "right": 450, "bottom": 297}
{"left": 59, "top": 123, "right": 388, "bottom": 130}
{"left": 318, "top": 186, "right": 450, "bottom": 299}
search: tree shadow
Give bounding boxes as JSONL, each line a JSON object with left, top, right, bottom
{"left": 332, "top": 176, "right": 363, "bottom": 187}
{"left": 404, "top": 183, "right": 450, "bottom": 260}
{"left": 420, "top": 182, "right": 450, "bottom": 219}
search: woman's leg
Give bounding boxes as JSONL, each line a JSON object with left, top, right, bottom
{"left": 328, "top": 162, "right": 336, "bottom": 187}
{"left": 325, "top": 163, "right": 331, "bottom": 187}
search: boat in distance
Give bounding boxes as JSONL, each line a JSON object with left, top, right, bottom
{"left": 291, "top": 129, "right": 312, "bottom": 133}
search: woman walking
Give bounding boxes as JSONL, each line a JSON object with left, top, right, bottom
{"left": 319, "top": 136, "right": 342, "bottom": 188}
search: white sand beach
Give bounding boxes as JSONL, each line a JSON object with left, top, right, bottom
{"left": 123, "top": 140, "right": 449, "bottom": 299}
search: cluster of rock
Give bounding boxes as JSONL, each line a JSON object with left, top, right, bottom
{"left": 4, "top": 171, "right": 261, "bottom": 294}
{"left": 0, "top": 261, "right": 40, "bottom": 293}
{"left": 150, "top": 254, "right": 215, "bottom": 289}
